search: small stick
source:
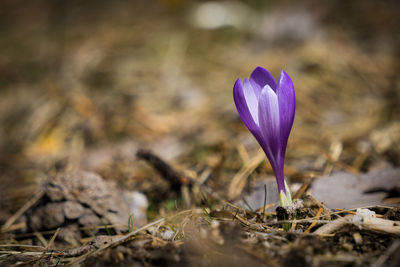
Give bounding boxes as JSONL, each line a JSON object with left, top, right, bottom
{"left": 256, "top": 203, "right": 275, "bottom": 213}
{"left": 304, "top": 207, "right": 323, "bottom": 233}
{"left": 314, "top": 215, "right": 353, "bottom": 235}
{"left": 46, "top": 227, "right": 60, "bottom": 249}
{"left": 0, "top": 251, "right": 58, "bottom": 256}
{"left": 290, "top": 221, "right": 297, "bottom": 231}
{"left": 136, "top": 149, "right": 191, "bottom": 190}
{"left": 1, "top": 222, "right": 26, "bottom": 232}
{"left": 315, "top": 214, "right": 400, "bottom": 236}
{"left": 34, "top": 232, "right": 48, "bottom": 247}
{"left": 293, "top": 183, "right": 309, "bottom": 200}
{"left": 0, "top": 244, "right": 45, "bottom": 249}
{"left": 361, "top": 216, "right": 400, "bottom": 236}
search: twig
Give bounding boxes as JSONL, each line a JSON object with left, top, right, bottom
{"left": 293, "top": 183, "right": 309, "bottom": 200}
{"left": 0, "top": 244, "right": 45, "bottom": 249}
{"left": 0, "top": 251, "right": 59, "bottom": 256}
{"left": 137, "top": 149, "right": 227, "bottom": 205}
{"left": 304, "top": 207, "right": 323, "bottom": 233}
{"left": 256, "top": 203, "right": 275, "bottom": 213}
{"left": 314, "top": 215, "right": 352, "bottom": 235}
{"left": 315, "top": 213, "right": 400, "bottom": 236}
{"left": 136, "top": 149, "right": 191, "bottom": 190}
{"left": 46, "top": 227, "right": 60, "bottom": 249}
{"left": 361, "top": 216, "right": 400, "bottom": 235}
{"left": 34, "top": 232, "right": 48, "bottom": 247}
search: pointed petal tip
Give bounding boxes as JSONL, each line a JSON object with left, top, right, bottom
{"left": 233, "top": 78, "right": 243, "bottom": 97}
{"left": 279, "top": 70, "right": 293, "bottom": 84}
{"left": 251, "top": 66, "right": 271, "bottom": 78}
{"left": 250, "top": 66, "right": 277, "bottom": 91}
{"left": 254, "top": 66, "right": 267, "bottom": 72}
{"left": 233, "top": 77, "right": 242, "bottom": 88}
{"left": 260, "top": 84, "right": 276, "bottom": 96}
{"left": 233, "top": 76, "right": 259, "bottom": 132}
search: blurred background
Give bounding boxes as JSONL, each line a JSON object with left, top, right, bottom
{"left": 0, "top": 0, "right": 399, "bottom": 217}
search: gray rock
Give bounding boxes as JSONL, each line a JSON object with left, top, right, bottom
{"left": 311, "top": 167, "right": 400, "bottom": 209}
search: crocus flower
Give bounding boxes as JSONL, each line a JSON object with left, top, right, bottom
{"left": 233, "top": 66, "right": 295, "bottom": 206}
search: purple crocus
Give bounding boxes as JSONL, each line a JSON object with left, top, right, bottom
{"left": 233, "top": 66, "right": 295, "bottom": 206}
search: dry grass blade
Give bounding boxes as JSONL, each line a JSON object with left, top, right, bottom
{"left": 1, "top": 191, "right": 44, "bottom": 232}
{"left": 292, "top": 183, "right": 309, "bottom": 200}
{"left": 0, "top": 251, "right": 57, "bottom": 256}
{"left": 65, "top": 209, "right": 195, "bottom": 266}
{"left": 66, "top": 218, "right": 166, "bottom": 266}
{"left": 46, "top": 227, "right": 60, "bottom": 249}
{"left": 304, "top": 207, "right": 323, "bottom": 233}
{"left": 0, "top": 244, "right": 45, "bottom": 249}
{"left": 228, "top": 151, "right": 265, "bottom": 199}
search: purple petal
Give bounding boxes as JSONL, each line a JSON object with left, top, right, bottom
{"left": 277, "top": 70, "right": 296, "bottom": 159}
{"left": 258, "top": 85, "right": 281, "bottom": 166}
{"left": 250, "top": 66, "right": 277, "bottom": 93}
{"left": 233, "top": 78, "right": 258, "bottom": 132}
{"left": 258, "top": 85, "right": 287, "bottom": 193}
{"left": 242, "top": 78, "right": 259, "bottom": 125}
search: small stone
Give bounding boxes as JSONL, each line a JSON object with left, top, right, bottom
{"left": 160, "top": 230, "right": 175, "bottom": 240}
{"left": 311, "top": 168, "right": 400, "bottom": 209}
{"left": 124, "top": 191, "right": 149, "bottom": 227}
